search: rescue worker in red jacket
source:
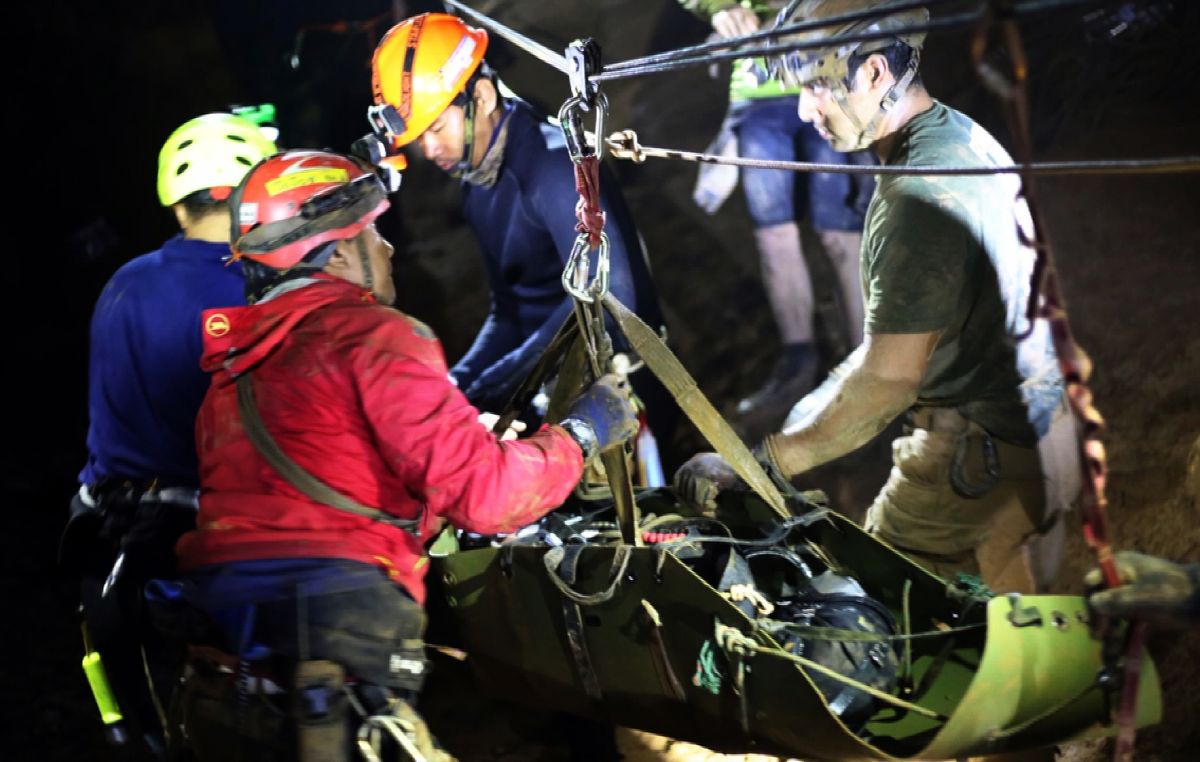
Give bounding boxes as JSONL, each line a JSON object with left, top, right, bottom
{"left": 173, "top": 149, "right": 638, "bottom": 759}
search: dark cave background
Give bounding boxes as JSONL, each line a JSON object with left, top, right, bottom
{"left": 4, "top": 1, "right": 1198, "bottom": 760}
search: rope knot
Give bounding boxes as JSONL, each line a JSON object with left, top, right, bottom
{"left": 605, "top": 129, "right": 645, "bottom": 163}
{"left": 573, "top": 156, "right": 606, "bottom": 247}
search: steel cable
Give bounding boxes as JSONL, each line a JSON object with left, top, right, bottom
{"left": 603, "top": 132, "right": 1200, "bottom": 176}
{"left": 602, "top": 0, "right": 965, "bottom": 73}
{"left": 593, "top": 0, "right": 1107, "bottom": 82}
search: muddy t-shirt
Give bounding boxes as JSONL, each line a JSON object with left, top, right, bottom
{"left": 862, "top": 101, "right": 1062, "bottom": 445}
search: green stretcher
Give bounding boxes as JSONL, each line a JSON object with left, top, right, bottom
{"left": 426, "top": 490, "right": 1160, "bottom": 760}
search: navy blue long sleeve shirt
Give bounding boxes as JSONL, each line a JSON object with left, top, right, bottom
{"left": 453, "top": 101, "right": 664, "bottom": 411}
{"left": 80, "top": 235, "right": 245, "bottom": 487}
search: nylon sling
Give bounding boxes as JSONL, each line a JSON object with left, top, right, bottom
{"left": 236, "top": 375, "right": 421, "bottom": 534}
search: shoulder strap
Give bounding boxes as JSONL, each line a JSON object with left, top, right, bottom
{"left": 235, "top": 375, "right": 420, "bottom": 533}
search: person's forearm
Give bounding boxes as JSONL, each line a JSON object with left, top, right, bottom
{"left": 763, "top": 360, "right": 916, "bottom": 476}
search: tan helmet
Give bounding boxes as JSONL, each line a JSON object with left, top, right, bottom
{"left": 773, "top": 0, "right": 929, "bottom": 148}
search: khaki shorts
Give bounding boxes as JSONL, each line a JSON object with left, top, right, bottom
{"left": 864, "top": 407, "right": 1046, "bottom": 591}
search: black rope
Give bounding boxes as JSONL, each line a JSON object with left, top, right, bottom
{"left": 593, "top": 12, "right": 981, "bottom": 83}
{"left": 604, "top": 138, "right": 1200, "bottom": 177}
{"left": 602, "top": 0, "right": 965, "bottom": 74}
{"left": 592, "top": 0, "right": 1107, "bottom": 83}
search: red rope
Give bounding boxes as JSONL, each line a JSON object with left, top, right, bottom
{"left": 974, "top": 12, "right": 1143, "bottom": 758}
{"left": 574, "top": 156, "right": 606, "bottom": 248}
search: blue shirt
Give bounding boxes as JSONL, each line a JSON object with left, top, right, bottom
{"left": 80, "top": 235, "right": 245, "bottom": 487}
{"left": 454, "top": 101, "right": 664, "bottom": 411}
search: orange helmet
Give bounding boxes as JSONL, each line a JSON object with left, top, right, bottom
{"left": 369, "top": 13, "right": 488, "bottom": 150}
{"left": 230, "top": 150, "right": 390, "bottom": 270}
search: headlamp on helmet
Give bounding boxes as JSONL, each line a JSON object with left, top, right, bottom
{"left": 230, "top": 150, "right": 391, "bottom": 271}
{"left": 771, "top": 0, "right": 929, "bottom": 91}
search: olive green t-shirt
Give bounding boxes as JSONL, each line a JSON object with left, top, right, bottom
{"left": 862, "top": 102, "right": 1062, "bottom": 445}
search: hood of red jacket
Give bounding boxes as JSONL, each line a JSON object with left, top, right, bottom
{"left": 199, "top": 275, "right": 374, "bottom": 379}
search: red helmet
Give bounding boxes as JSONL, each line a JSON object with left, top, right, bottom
{"left": 231, "top": 150, "right": 390, "bottom": 270}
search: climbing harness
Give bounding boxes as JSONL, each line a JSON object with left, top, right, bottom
{"left": 237, "top": 375, "right": 422, "bottom": 534}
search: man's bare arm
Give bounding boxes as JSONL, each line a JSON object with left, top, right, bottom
{"left": 762, "top": 331, "right": 941, "bottom": 476}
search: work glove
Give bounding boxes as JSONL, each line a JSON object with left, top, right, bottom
{"left": 557, "top": 373, "right": 639, "bottom": 461}
{"left": 1086, "top": 551, "right": 1200, "bottom": 625}
{"left": 675, "top": 437, "right": 800, "bottom": 513}
{"left": 673, "top": 452, "right": 743, "bottom": 513}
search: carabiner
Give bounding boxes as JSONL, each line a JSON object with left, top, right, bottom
{"left": 561, "top": 232, "right": 610, "bottom": 303}
{"left": 557, "top": 93, "right": 609, "bottom": 164}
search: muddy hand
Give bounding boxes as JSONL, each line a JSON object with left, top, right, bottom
{"left": 673, "top": 452, "right": 743, "bottom": 513}
{"left": 1086, "top": 551, "right": 1200, "bottom": 625}
{"left": 558, "top": 373, "right": 639, "bottom": 460}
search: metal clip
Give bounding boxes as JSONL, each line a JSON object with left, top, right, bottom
{"left": 558, "top": 92, "right": 609, "bottom": 163}
{"left": 565, "top": 38, "right": 601, "bottom": 103}
{"left": 1005, "top": 592, "right": 1043, "bottom": 627}
{"left": 562, "top": 232, "right": 610, "bottom": 303}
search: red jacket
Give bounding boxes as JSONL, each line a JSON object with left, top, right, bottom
{"left": 176, "top": 275, "right": 583, "bottom": 603}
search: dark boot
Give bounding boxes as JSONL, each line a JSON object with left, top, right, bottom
{"left": 732, "top": 342, "right": 818, "bottom": 441}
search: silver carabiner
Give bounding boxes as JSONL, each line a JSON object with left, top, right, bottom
{"left": 557, "top": 93, "right": 609, "bottom": 163}
{"left": 561, "top": 231, "right": 610, "bottom": 303}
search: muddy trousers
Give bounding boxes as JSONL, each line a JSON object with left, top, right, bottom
{"left": 173, "top": 561, "right": 438, "bottom": 761}
{"left": 864, "top": 409, "right": 1047, "bottom": 593}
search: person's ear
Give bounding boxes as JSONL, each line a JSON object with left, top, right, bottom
{"left": 323, "top": 239, "right": 356, "bottom": 276}
{"left": 473, "top": 77, "right": 499, "bottom": 116}
{"left": 864, "top": 53, "right": 891, "bottom": 93}
{"left": 171, "top": 204, "right": 190, "bottom": 229}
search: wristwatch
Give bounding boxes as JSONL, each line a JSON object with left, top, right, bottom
{"left": 558, "top": 418, "right": 598, "bottom": 460}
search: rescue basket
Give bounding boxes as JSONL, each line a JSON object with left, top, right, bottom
{"left": 427, "top": 487, "right": 1160, "bottom": 760}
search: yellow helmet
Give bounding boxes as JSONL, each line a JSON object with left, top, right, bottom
{"left": 156, "top": 113, "right": 278, "bottom": 207}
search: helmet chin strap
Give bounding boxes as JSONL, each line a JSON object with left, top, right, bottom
{"left": 831, "top": 52, "right": 921, "bottom": 151}
{"left": 356, "top": 236, "right": 374, "bottom": 295}
{"left": 450, "top": 91, "right": 478, "bottom": 179}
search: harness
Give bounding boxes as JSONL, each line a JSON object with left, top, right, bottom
{"left": 235, "top": 374, "right": 421, "bottom": 534}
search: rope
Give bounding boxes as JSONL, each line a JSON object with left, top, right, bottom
{"left": 968, "top": 8, "right": 1144, "bottom": 760}
{"left": 724, "top": 584, "right": 776, "bottom": 617}
{"left": 574, "top": 156, "right": 606, "bottom": 247}
{"left": 593, "top": 11, "right": 981, "bottom": 83}
{"left": 602, "top": 0, "right": 963, "bottom": 73}
{"left": 605, "top": 130, "right": 1200, "bottom": 176}
{"left": 591, "top": 0, "right": 1105, "bottom": 83}
{"left": 714, "top": 622, "right": 946, "bottom": 721}
{"left": 441, "top": 0, "right": 569, "bottom": 74}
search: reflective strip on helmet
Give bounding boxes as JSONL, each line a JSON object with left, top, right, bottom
{"left": 264, "top": 168, "right": 350, "bottom": 197}
{"left": 440, "top": 35, "right": 478, "bottom": 91}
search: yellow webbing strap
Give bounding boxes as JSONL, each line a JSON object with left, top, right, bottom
{"left": 601, "top": 293, "right": 789, "bottom": 520}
